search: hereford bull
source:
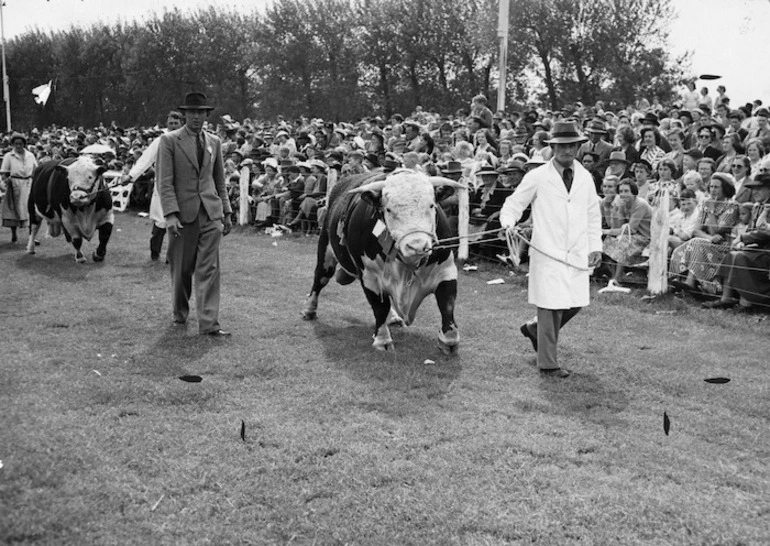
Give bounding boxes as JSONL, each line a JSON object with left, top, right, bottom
{"left": 26, "top": 156, "right": 113, "bottom": 263}
{"left": 301, "top": 170, "right": 465, "bottom": 353}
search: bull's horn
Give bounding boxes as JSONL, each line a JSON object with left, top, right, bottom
{"left": 429, "top": 176, "right": 467, "bottom": 189}
{"left": 348, "top": 178, "right": 388, "bottom": 195}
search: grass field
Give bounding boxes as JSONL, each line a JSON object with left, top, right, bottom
{"left": 1, "top": 212, "right": 768, "bottom": 545}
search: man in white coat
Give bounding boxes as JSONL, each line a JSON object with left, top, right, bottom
{"left": 500, "top": 121, "right": 603, "bottom": 378}
{"left": 122, "top": 111, "right": 184, "bottom": 260}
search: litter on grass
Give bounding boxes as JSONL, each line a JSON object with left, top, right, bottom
{"left": 487, "top": 278, "right": 505, "bottom": 285}
{"left": 137, "top": 212, "right": 149, "bottom": 218}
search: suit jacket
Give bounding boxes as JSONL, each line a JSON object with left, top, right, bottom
{"left": 157, "top": 126, "right": 231, "bottom": 224}
{"left": 578, "top": 139, "right": 613, "bottom": 163}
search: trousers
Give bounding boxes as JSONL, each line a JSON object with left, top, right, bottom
{"left": 526, "top": 307, "right": 581, "bottom": 370}
{"left": 167, "top": 205, "right": 223, "bottom": 333}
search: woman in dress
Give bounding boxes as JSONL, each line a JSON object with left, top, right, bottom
{"left": 715, "top": 133, "right": 743, "bottom": 173}
{"left": 669, "top": 172, "right": 739, "bottom": 294}
{"left": 639, "top": 127, "right": 666, "bottom": 172}
{"left": 745, "top": 138, "right": 765, "bottom": 179}
{"left": 1, "top": 133, "right": 38, "bottom": 244}
{"left": 602, "top": 180, "right": 653, "bottom": 288}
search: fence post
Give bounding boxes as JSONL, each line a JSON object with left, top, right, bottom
{"left": 239, "top": 166, "right": 250, "bottom": 226}
{"left": 648, "top": 188, "right": 670, "bottom": 294}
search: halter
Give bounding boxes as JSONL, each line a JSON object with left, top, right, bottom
{"left": 374, "top": 206, "right": 438, "bottom": 268}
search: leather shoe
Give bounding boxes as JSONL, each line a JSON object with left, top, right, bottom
{"left": 172, "top": 319, "right": 186, "bottom": 326}
{"left": 205, "top": 329, "right": 231, "bottom": 337}
{"left": 540, "top": 368, "right": 571, "bottom": 378}
{"left": 520, "top": 323, "right": 537, "bottom": 352}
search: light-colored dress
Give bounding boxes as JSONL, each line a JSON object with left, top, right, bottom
{"left": 1, "top": 149, "right": 38, "bottom": 228}
{"left": 669, "top": 199, "right": 738, "bottom": 292}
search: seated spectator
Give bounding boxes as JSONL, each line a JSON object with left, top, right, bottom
{"left": 703, "top": 175, "right": 770, "bottom": 308}
{"left": 289, "top": 160, "right": 328, "bottom": 232}
{"left": 602, "top": 179, "right": 653, "bottom": 288}
{"left": 632, "top": 160, "right": 653, "bottom": 200}
{"left": 668, "top": 189, "right": 701, "bottom": 251}
{"left": 745, "top": 138, "right": 765, "bottom": 177}
{"left": 731, "top": 154, "right": 753, "bottom": 202}
{"left": 670, "top": 172, "right": 738, "bottom": 294}
{"left": 680, "top": 170, "right": 707, "bottom": 205}
{"left": 639, "top": 126, "right": 666, "bottom": 171}
{"left": 600, "top": 174, "right": 620, "bottom": 229}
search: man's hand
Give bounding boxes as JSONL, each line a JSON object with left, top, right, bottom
{"left": 166, "top": 215, "right": 183, "bottom": 239}
{"left": 711, "top": 234, "right": 724, "bottom": 244}
{"left": 588, "top": 251, "right": 603, "bottom": 269}
{"left": 222, "top": 213, "right": 233, "bottom": 236}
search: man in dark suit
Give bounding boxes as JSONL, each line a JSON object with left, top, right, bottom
{"left": 157, "top": 92, "right": 233, "bottom": 337}
{"left": 577, "top": 120, "right": 613, "bottom": 163}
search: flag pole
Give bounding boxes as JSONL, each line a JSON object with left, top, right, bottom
{"left": 0, "top": 1, "right": 10, "bottom": 131}
{"left": 496, "top": 0, "right": 510, "bottom": 114}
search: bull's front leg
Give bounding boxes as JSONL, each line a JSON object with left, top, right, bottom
{"left": 72, "top": 237, "right": 86, "bottom": 263}
{"left": 302, "top": 231, "right": 337, "bottom": 320}
{"left": 92, "top": 222, "right": 113, "bottom": 262}
{"left": 435, "top": 279, "right": 459, "bottom": 355}
{"left": 26, "top": 222, "right": 41, "bottom": 255}
{"left": 363, "top": 286, "right": 393, "bottom": 351}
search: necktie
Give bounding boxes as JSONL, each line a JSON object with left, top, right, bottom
{"left": 197, "top": 133, "right": 205, "bottom": 168}
{"left": 562, "top": 167, "right": 573, "bottom": 192}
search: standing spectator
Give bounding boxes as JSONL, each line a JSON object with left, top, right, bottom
{"left": 157, "top": 92, "right": 233, "bottom": 337}
{"left": 468, "top": 94, "right": 494, "bottom": 129}
{"left": 500, "top": 121, "right": 603, "bottom": 379}
{"left": 578, "top": 120, "right": 613, "bottom": 163}
{"left": 699, "top": 86, "right": 713, "bottom": 112}
{"left": 1, "top": 133, "right": 37, "bottom": 244}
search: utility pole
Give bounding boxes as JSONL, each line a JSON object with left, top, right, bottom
{"left": 496, "top": 0, "right": 510, "bottom": 114}
{"left": 0, "top": 1, "right": 10, "bottom": 131}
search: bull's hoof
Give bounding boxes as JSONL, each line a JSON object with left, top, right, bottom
{"left": 92, "top": 251, "right": 105, "bottom": 262}
{"left": 437, "top": 328, "right": 460, "bottom": 355}
{"left": 301, "top": 310, "right": 317, "bottom": 321}
{"left": 75, "top": 255, "right": 87, "bottom": 264}
{"left": 372, "top": 337, "right": 394, "bottom": 351}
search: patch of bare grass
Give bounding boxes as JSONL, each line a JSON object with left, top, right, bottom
{"left": 0, "top": 214, "right": 768, "bottom": 545}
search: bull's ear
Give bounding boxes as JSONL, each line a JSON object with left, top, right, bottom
{"left": 359, "top": 190, "right": 381, "bottom": 208}
{"left": 435, "top": 186, "right": 456, "bottom": 203}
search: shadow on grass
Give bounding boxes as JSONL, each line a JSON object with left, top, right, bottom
{"left": 15, "top": 251, "right": 104, "bottom": 281}
{"left": 311, "top": 318, "right": 462, "bottom": 409}
{"left": 129, "top": 323, "right": 216, "bottom": 380}
{"left": 538, "top": 371, "right": 630, "bottom": 426}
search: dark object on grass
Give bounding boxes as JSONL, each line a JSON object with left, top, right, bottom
{"left": 179, "top": 375, "right": 202, "bottom": 383}
{"left": 663, "top": 411, "right": 671, "bottom": 436}
{"left": 699, "top": 74, "right": 722, "bottom": 80}
{"left": 704, "top": 377, "right": 731, "bottom": 384}
{"left": 240, "top": 420, "right": 246, "bottom": 442}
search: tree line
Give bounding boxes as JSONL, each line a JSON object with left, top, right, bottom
{"left": 4, "top": 0, "right": 684, "bottom": 130}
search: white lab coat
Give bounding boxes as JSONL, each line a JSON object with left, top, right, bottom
{"left": 500, "top": 160, "right": 602, "bottom": 309}
{"left": 128, "top": 135, "right": 166, "bottom": 228}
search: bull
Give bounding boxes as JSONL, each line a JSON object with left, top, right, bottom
{"left": 26, "top": 156, "right": 113, "bottom": 263}
{"left": 301, "top": 169, "right": 465, "bottom": 353}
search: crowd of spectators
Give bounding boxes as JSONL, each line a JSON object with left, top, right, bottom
{"left": 1, "top": 85, "right": 769, "bottom": 311}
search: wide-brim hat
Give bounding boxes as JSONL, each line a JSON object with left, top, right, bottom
{"left": 643, "top": 112, "right": 660, "bottom": 126}
{"left": 608, "top": 151, "right": 629, "bottom": 165}
{"left": 179, "top": 92, "right": 215, "bottom": 111}
{"left": 9, "top": 132, "right": 26, "bottom": 145}
{"left": 545, "top": 121, "right": 587, "bottom": 144}
{"left": 585, "top": 120, "right": 607, "bottom": 134}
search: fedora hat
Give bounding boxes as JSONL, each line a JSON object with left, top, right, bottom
{"left": 179, "top": 92, "right": 215, "bottom": 111}
{"left": 642, "top": 112, "right": 660, "bottom": 126}
{"left": 608, "top": 150, "right": 629, "bottom": 165}
{"left": 441, "top": 160, "right": 463, "bottom": 174}
{"left": 545, "top": 121, "right": 587, "bottom": 145}
{"left": 383, "top": 158, "right": 401, "bottom": 173}
{"left": 585, "top": 120, "right": 607, "bottom": 134}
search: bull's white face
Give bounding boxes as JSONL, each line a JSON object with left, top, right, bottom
{"left": 380, "top": 173, "right": 437, "bottom": 265}
{"left": 66, "top": 156, "right": 102, "bottom": 207}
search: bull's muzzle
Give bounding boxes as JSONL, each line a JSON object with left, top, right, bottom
{"left": 399, "top": 232, "right": 434, "bottom": 265}
{"left": 70, "top": 191, "right": 90, "bottom": 206}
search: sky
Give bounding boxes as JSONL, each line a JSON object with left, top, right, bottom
{"left": 3, "top": 0, "right": 770, "bottom": 107}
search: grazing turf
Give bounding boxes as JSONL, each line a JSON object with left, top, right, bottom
{"left": 0, "top": 213, "right": 768, "bottom": 545}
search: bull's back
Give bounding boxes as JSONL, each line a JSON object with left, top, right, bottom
{"left": 324, "top": 173, "right": 383, "bottom": 274}
{"left": 30, "top": 159, "right": 73, "bottom": 219}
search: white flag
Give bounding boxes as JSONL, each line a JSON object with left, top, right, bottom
{"left": 32, "top": 80, "right": 52, "bottom": 106}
